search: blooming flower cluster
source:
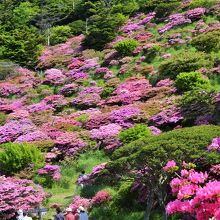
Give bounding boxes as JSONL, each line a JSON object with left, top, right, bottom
{"left": 0, "top": 119, "right": 36, "bottom": 143}
{"left": 208, "top": 137, "right": 220, "bottom": 152}
{"left": 149, "top": 106, "right": 183, "bottom": 127}
{"left": 0, "top": 176, "right": 45, "bottom": 220}
{"left": 59, "top": 83, "right": 78, "bottom": 96}
{"left": 69, "top": 196, "right": 91, "bottom": 212}
{"left": 44, "top": 68, "right": 66, "bottom": 85}
{"left": 91, "top": 191, "right": 111, "bottom": 206}
{"left": 158, "top": 8, "right": 206, "bottom": 34}
{"left": 163, "top": 160, "right": 178, "bottom": 172}
{"left": 165, "top": 161, "right": 220, "bottom": 219}
{"left": 38, "top": 164, "right": 61, "bottom": 181}
{"left": 0, "top": 83, "right": 20, "bottom": 97}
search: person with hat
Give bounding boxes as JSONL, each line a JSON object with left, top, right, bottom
{"left": 23, "top": 211, "right": 32, "bottom": 220}
{"left": 77, "top": 206, "right": 89, "bottom": 220}
{"left": 16, "top": 209, "right": 24, "bottom": 220}
{"left": 65, "top": 208, "right": 75, "bottom": 220}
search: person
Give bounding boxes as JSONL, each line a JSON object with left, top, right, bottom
{"left": 16, "top": 210, "right": 24, "bottom": 220}
{"left": 77, "top": 206, "right": 89, "bottom": 220}
{"left": 54, "top": 207, "right": 65, "bottom": 220}
{"left": 77, "top": 171, "right": 88, "bottom": 188}
{"left": 23, "top": 211, "right": 32, "bottom": 220}
{"left": 65, "top": 208, "right": 75, "bottom": 220}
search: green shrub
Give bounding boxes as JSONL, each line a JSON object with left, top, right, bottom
{"left": 114, "top": 39, "right": 139, "bottom": 56}
{"left": 75, "top": 114, "right": 89, "bottom": 123}
{"left": 159, "top": 51, "right": 214, "bottom": 79}
{"left": 191, "top": 30, "right": 220, "bottom": 53}
{"left": 69, "top": 20, "right": 86, "bottom": 35}
{"left": 140, "top": 0, "right": 180, "bottom": 18}
{"left": 112, "top": 125, "right": 220, "bottom": 164}
{"left": 0, "top": 112, "right": 6, "bottom": 125}
{"left": 50, "top": 25, "right": 72, "bottom": 45}
{"left": 119, "top": 124, "right": 152, "bottom": 144}
{"left": 145, "top": 45, "right": 161, "bottom": 62}
{"left": 189, "top": 0, "right": 219, "bottom": 8}
{"left": 178, "top": 89, "right": 213, "bottom": 107}
{"left": 175, "top": 72, "right": 210, "bottom": 92}
{"left": 0, "top": 142, "right": 44, "bottom": 175}
{"left": 101, "top": 87, "right": 115, "bottom": 99}
{"left": 32, "top": 140, "right": 55, "bottom": 152}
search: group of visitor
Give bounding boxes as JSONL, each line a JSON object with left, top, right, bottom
{"left": 54, "top": 206, "right": 89, "bottom": 220}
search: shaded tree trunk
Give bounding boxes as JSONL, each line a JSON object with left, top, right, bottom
{"left": 144, "top": 189, "right": 153, "bottom": 220}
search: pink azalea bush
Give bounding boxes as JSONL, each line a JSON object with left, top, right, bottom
{"left": 38, "top": 164, "right": 61, "bottom": 181}
{"left": 0, "top": 176, "right": 45, "bottom": 220}
{"left": 69, "top": 196, "right": 91, "bottom": 212}
{"left": 165, "top": 161, "right": 220, "bottom": 219}
{"left": 91, "top": 191, "right": 111, "bottom": 206}
{"left": 44, "top": 68, "right": 66, "bottom": 85}
{"left": 208, "top": 137, "right": 220, "bottom": 152}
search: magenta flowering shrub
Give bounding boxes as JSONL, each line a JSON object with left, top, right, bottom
{"left": 0, "top": 99, "right": 24, "bottom": 112}
{"left": 44, "top": 68, "right": 66, "bottom": 85}
{"left": 110, "top": 107, "right": 141, "bottom": 128}
{"left": 149, "top": 126, "right": 162, "bottom": 135}
{"left": 38, "top": 35, "right": 84, "bottom": 68}
{"left": 0, "top": 119, "right": 36, "bottom": 143}
{"left": 165, "top": 161, "right": 220, "bottom": 219}
{"left": 163, "top": 160, "right": 179, "bottom": 172}
{"left": 0, "top": 176, "right": 45, "bottom": 220}
{"left": 85, "top": 112, "right": 111, "bottom": 130}
{"left": 38, "top": 164, "right": 61, "bottom": 181}
{"left": 156, "top": 79, "right": 174, "bottom": 87}
{"left": 91, "top": 191, "right": 111, "bottom": 206}
{"left": 73, "top": 87, "right": 103, "bottom": 108}
{"left": 15, "top": 130, "right": 50, "bottom": 143}
{"left": 27, "top": 102, "right": 54, "bottom": 113}
{"left": 69, "top": 196, "right": 91, "bottom": 212}
{"left": 42, "top": 95, "right": 68, "bottom": 109}
{"left": 104, "top": 77, "right": 152, "bottom": 105}
{"left": 68, "top": 58, "right": 84, "bottom": 69}
{"left": 78, "top": 58, "right": 100, "bottom": 71}
{"left": 158, "top": 8, "right": 206, "bottom": 34}
{"left": 68, "top": 70, "right": 88, "bottom": 81}
{"left": 208, "top": 137, "right": 220, "bottom": 152}
{"left": 0, "top": 83, "right": 20, "bottom": 97}
{"left": 95, "top": 67, "right": 113, "bottom": 79}
{"left": 149, "top": 106, "right": 183, "bottom": 127}
{"left": 59, "top": 83, "right": 78, "bottom": 96}
{"left": 90, "top": 123, "right": 122, "bottom": 140}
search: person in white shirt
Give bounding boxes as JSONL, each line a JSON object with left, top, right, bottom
{"left": 23, "top": 211, "right": 32, "bottom": 220}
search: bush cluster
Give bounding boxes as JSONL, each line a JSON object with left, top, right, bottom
{"left": 191, "top": 30, "right": 220, "bottom": 53}
{"left": 0, "top": 142, "right": 44, "bottom": 175}
{"left": 159, "top": 51, "right": 214, "bottom": 79}
{"left": 175, "top": 71, "right": 210, "bottom": 92}
{"left": 114, "top": 39, "right": 139, "bottom": 56}
{"left": 119, "top": 124, "right": 152, "bottom": 144}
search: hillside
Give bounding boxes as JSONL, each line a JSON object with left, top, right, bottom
{"left": 0, "top": 0, "right": 220, "bottom": 220}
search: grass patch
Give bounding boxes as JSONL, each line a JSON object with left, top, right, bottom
{"left": 44, "top": 150, "right": 109, "bottom": 219}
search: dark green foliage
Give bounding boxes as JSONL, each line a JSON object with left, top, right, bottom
{"left": 50, "top": 25, "right": 72, "bottom": 45}
{"left": 69, "top": 20, "right": 86, "bottom": 35}
{"left": 111, "top": 125, "right": 220, "bottom": 166}
{"left": 159, "top": 51, "right": 214, "bottom": 79}
{"left": 145, "top": 45, "right": 161, "bottom": 62}
{"left": 0, "top": 27, "right": 43, "bottom": 67}
{"left": 189, "top": 0, "right": 219, "bottom": 8}
{"left": 101, "top": 87, "right": 115, "bottom": 99}
{"left": 179, "top": 89, "right": 213, "bottom": 107}
{"left": 140, "top": 0, "right": 181, "bottom": 18}
{"left": 119, "top": 124, "right": 152, "bottom": 144}
{"left": 0, "top": 142, "right": 44, "bottom": 175}
{"left": 175, "top": 72, "right": 210, "bottom": 92}
{"left": 83, "top": 13, "right": 127, "bottom": 50}
{"left": 114, "top": 39, "right": 139, "bottom": 56}
{"left": 191, "top": 30, "right": 220, "bottom": 53}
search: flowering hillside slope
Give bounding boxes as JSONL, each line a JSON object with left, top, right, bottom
{"left": 0, "top": 0, "right": 220, "bottom": 219}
